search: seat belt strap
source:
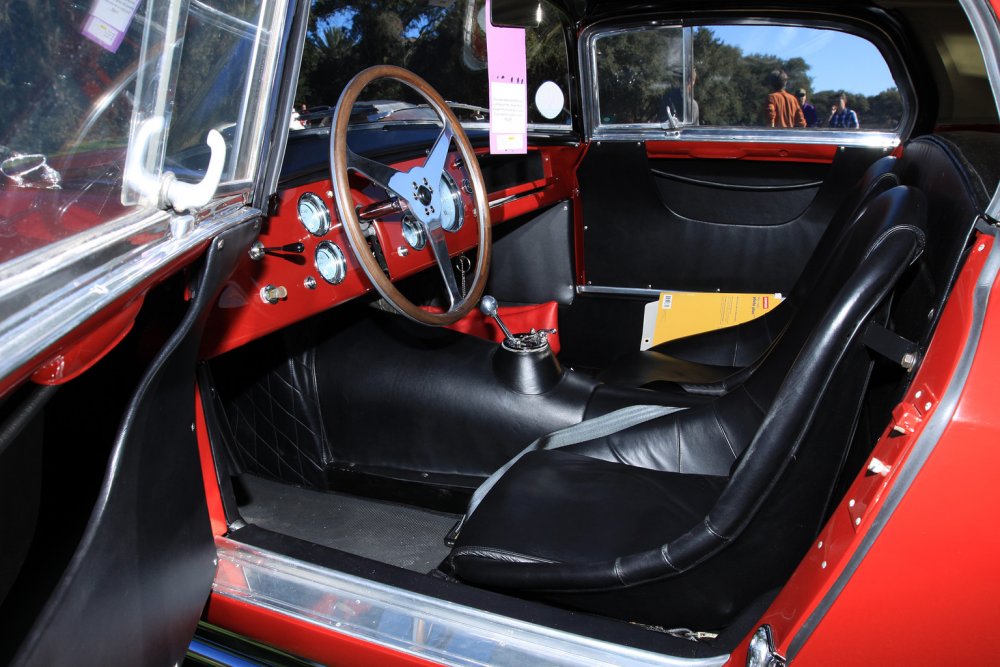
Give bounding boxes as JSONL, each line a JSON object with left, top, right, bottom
{"left": 446, "top": 403, "right": 687, "bottom": 545}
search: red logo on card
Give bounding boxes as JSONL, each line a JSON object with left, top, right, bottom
{"left": 763, "top": 296, "right": 770, "bottom": 309}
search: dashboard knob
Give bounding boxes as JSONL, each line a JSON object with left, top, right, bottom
{"left": 260, "top": 284, "right": 288, "bottom": 304}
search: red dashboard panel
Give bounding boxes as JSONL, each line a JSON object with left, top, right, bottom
{"left": 201, "top": 145, "right": 582, "bottom": 358}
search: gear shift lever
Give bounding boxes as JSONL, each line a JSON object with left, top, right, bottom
{"left": 480, "top": 294, "right": 563, "bottom": 395}
{"left": 479, "top": 295, "right": 515, "bottom": 342}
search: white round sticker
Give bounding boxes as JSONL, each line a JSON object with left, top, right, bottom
{"left": 534, "top": 81, "right": 565, "bottom": 120}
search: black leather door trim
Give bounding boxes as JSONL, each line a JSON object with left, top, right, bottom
{"left": 651, "top": 168, "right": 823, "bottom": 192}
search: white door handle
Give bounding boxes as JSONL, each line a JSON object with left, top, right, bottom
{"left": 125, "top": 116, "right": 227, "bottom": 215}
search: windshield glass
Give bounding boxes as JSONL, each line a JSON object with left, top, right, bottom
{"left": 294, "top": 0, "right": 571, "bottom": 130}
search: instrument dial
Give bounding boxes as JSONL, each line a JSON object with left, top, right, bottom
{"left": 438, "top": 173, "right": 463, "bottom": 232}
{"left": 315, "top": 241, "right": 347, "bottom": 284}
{"left": 298, "top": 192, "right": 331, "bottom": 236}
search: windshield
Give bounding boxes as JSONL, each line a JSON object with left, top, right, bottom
{"left": 294, "top": 0, "right": 571, "bottom": 130}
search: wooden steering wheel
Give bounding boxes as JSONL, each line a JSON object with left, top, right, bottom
{"left": 329, "top": 65, "right": 492, "bottom": 326}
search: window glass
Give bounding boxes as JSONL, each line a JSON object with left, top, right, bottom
{"left": 593, "top": 23, "right": 904, "bottom": 133}
{"left": 0, "top": 2, "right": 146, "bottom": 263}
{"left": 0, "top": 0, "right": 279, "bottom": 266}
{"left": 594, "top": 27, "right": 689, "bottom": 126}
{"left": 695, "top": 26, "right": 901, "bottom": 130}
{"left": 167, "top": 0, "right": 282, "bottom": 183}
{"left": 295, "top": 0, "right": 571, "bottom": 130}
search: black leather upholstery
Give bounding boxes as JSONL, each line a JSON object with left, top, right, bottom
{"left": 599, "top": 155, "right": 900, "bottom": 389}
{"left": 446, "top": 186, "right": 927, "bottom": 629}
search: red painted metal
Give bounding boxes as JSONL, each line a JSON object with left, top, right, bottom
{"left": 31, "top": 294, "right": 144, "bottom": 384}
{"left": 195, "top": 384, "right": 229, "bottom": 537}
{"left": 726, "top": 233, "right": 996, "bottom": 665}
{"left": 645, "top": 141, "right": 839, "bottom": 163}
{"left": 205, "top": 594, "right": 443, "bottom": 667}
{"left": 422, "top": 301, "right": 561, "bottom": 353}
{"left": 201, "top": 145, "right": 583, "bottom": 358}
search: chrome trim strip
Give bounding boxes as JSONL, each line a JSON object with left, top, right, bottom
{"left": 0, "top": 205, "right": 261, "bottom": 384}
{"left": 213, "top": 537, "right": 729, "bottom": 667}
{"left": 187, "top": 638, "right": 261, "bottom": 667}
{"left": 577, "top": 285, "right": 664, "bottom": 298}
{"left": 591, "top": 129, "right": 900, "bottom": 148}
{"left": 787, "top": 6, "right": 1000, "bottom": 656}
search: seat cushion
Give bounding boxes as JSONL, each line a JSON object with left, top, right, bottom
{"left": 452, "top": 449, "right": 726, "bottom": 566}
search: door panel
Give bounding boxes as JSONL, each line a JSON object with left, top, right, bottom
{"left": 578, "top": 141, "right": 888, "bottom": 293}
{"left": 10, "top": 220, "right": 258, "bottom": 667}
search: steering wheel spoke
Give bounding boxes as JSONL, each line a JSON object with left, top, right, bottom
{"left": 423, "top": 126, "right": 454, "bottom": 185}
{"left": 425, "top": 221, "right": 461, "bottom": 307}
{"left": 330, "top": 65, "right": 491, "bottom": 326}
{"left": 346, "top": 149, "right": 409, "bottom": 198}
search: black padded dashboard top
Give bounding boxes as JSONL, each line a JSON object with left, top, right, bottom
{"left": 281, "top": 125, "right": 566, "bottom": 190}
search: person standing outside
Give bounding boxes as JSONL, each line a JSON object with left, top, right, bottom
{"left": 828, "top": 93, "right": 860, "bottom": 128}
{"left": 765, "top": 70, "right": 806, "bottom": 128}
{"left": 797, "top": 88, "right": 817, "bottom": 127}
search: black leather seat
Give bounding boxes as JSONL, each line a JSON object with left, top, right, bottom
{"left": 445, "top": 186, "right": 927, "bottom": 629}
{"left": 598, "top": 155, "right": 901, "bottom": 393}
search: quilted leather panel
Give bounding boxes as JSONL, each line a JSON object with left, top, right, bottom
{"left": 221, "top": 347, "right": 330, "bottom": 487}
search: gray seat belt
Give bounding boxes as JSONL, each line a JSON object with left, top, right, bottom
{"left": 446, "top": 403, "right": 688, "bottom": 545}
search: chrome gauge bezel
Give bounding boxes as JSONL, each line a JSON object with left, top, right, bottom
{"left": 298, "top": 192, "right": 332, "bottom": 236}
{"left": 439, "top": 172, "right": 464, "bottom": 233}
{"left": 401, "top": 214, "right": 426, "bottom": 250}
{"left": 315, "top": 241, "right": 347, "bottom": 284}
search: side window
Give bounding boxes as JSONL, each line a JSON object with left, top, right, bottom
{"left": 0, "top": 1, "right": 283, "bottom": 266}
{"left": 694, "top": 25, "right": 901, "bottom": 130}
{"left": 589, "top": 22, "right": 905, "bottom": 138}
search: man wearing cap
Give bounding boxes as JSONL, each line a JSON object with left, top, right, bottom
{"left": 797, "top": 88, "right": 817, "bottom": 127}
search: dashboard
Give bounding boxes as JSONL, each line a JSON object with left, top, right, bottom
{"left": 201, "top": 128, "right": 583, "bottom": 357}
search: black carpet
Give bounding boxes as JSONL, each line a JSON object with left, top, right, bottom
{"left": 236, "top": 474, "right": 459, "bottom": 573}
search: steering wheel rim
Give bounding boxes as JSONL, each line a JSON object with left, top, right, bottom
{"left": 330, "top": 65, "right": 492, "bottom": 326}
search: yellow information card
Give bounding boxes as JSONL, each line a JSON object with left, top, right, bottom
{"left": 640, "top": 291, "right": 784, "bottom": 350}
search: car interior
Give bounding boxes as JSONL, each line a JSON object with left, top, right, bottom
{"left": 3, "top": 0, "right": 1000, "bottom": 663}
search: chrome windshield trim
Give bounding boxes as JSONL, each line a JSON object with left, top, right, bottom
{"left": 213, "top": 537, "right": 729, "bottom": 667}
{"left": 0, "top": 205, "right": 261, "bottom": 385}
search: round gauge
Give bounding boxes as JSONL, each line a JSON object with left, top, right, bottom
{"left": 298, "top": 192, "right": 331, "bottom": 236}
{"left": 401, "top": 215, "right": 426, "bottom": 250}
{"left": 438, "top": 173, "right": 464, "bottom": 232}
{"left": 315, "top": 241, "right": 347, "bottom": 284}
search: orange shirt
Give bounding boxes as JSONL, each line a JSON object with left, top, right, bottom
{"left": 766, "top": 90, "right": 806, "bottom": 128}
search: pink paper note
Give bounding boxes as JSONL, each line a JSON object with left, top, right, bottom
{"left": 485, "top": 0, "right": 527, "bottom": 154}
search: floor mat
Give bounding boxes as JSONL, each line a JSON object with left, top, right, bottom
{"left": 237, "top": 474, "right": 459, "bottom": 573}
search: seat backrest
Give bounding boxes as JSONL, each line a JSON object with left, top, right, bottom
{"left": 893, "top": 133, "right": 996, "bottom": 348}
{"left": 634, "top": 186, "right": 927, "bottom": 609}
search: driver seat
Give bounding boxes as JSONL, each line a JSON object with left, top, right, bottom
{"left": 444, "top": 186, "right": 927, "bottom": 629}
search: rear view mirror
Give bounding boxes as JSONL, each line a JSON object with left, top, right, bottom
{"left": 490, "top": 0, "right": 542, "bottom": 27}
